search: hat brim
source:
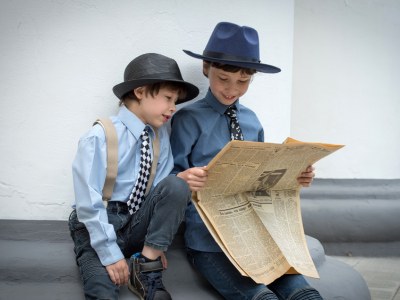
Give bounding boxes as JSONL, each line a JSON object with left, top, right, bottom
{"left": 183, "top": 50, "right": 281, "bottom": 74}
{"left": 113, "top": 78, "right": 199, "bottom": 105}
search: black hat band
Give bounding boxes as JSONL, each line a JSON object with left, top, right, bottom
{"left": 133, "top": 72, "right": 182, "bottom": 81}
{"left": 202, "top": 50, "right": 260, "bottom": 63}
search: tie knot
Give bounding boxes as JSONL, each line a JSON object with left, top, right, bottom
{"left": 225, "top": 106, "right": 237, "bottom": 118}
{"left": 141, "top": 129, "right": 149, "bottom": 140}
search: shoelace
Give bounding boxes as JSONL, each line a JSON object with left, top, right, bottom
{"left": 138, "top": 271, "right": 163, "bottom": 300}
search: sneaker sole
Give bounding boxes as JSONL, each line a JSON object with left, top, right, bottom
{"left": 128, "top": 279, "right": 145, "bottom": 300}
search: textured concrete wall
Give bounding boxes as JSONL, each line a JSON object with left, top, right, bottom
{"left": 291, "top": 0, "right": 400, "bottom": 179}
{"left": 0, "top": 0, "right": 295, "bottom": 220}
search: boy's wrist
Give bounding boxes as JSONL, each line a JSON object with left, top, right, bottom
{"left": 96, "top": 243, "right": 125, "bottom": 267}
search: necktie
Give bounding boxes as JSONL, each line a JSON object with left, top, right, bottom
{"left": 225, "top": 105, "right": 244, "bottom": 141}
{"left": 127, "top": 129, "right": 152, "bottom": 215}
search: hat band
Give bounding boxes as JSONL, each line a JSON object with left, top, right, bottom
{"left": 202, "top": 50, "right": 260, "bottom": 63}
{"left": 132, "top": 72, "right": 182, "bottom": 81}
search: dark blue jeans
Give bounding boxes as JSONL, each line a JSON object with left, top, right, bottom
{"left": 186, "top": 248, "right": 322, "bottom": 300}
{"left": 68, "top": 176, "right": 191, "bottom": 300}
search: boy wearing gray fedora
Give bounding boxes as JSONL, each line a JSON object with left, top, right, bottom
{"left": 170, "top": 22, "right": 322, "bottom": 300}
{"left": 69, "top": 53, "right": 199, "bottom": 300}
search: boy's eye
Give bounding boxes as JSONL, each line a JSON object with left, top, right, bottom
{"left": 166, "top": 96, "right": 172, "bottom": 100}
{"left": 219, "top": 77, "right": 228, "bottom": 81}
{"left": 239, "top": 80, "right": 249, "bottom": 84}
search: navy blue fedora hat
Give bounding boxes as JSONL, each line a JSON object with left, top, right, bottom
{"left": 183, "top": 22, "right": 281, "bottom": 74}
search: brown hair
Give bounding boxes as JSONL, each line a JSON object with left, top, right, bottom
{"left": 203, "top": 60, "right": 258, "bottom": 78}
{"left": 119, "top": 81, "right": 187, "bottom": 107}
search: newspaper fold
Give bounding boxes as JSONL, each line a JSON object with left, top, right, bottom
{"left": 193, "top": 138, "right": 344, "bottom": 285}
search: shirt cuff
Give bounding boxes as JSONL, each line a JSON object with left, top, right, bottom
{"left": 96, "top": 243, "right": 125, "bottom": 266}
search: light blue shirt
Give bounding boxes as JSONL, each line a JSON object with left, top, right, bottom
{"left": 170, "top": 89, "right": 264, "bottom": 252}
{"left": 72, "top": 105, "right": 174, "bottom": 266}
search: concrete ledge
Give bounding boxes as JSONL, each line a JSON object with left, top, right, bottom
{"left": 0, "top": 219, "right": 371, "bottom": 300}
{"left": 300, "top": 179, "right": 400, "bottom": 256}
{"left": 321, "top": 242, "right": 400, "bottom": 257}
{"left": 299, "top": 178, "right": 400, "bottom": 200}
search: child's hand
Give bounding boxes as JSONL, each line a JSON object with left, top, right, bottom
{"left": 297, "top": 165, "right": 315, "bottom": 187}
{"left": 177, "top": 166, "right": 208, "bottom": 191}
{"left": 161, "top": 252, "right": 168, "bottom": 269}
{"left": 105, "top": 258, "right": 130, "bottom": 286}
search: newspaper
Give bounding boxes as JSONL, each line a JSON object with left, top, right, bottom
{"left": 192, "top": 137, "right": 344, "bottom": 285}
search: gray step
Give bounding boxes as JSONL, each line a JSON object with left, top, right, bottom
{"left": 0, "top": 219, "right": 371, "bottom": 300}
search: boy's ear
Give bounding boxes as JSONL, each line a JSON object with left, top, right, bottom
{"left": 203, "top": 61, "right": 209, "bottom": 76}
{"left": 134, "top": 87, "right": 144, "bottom": 99}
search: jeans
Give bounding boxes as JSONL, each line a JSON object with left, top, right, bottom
{"left": 68, "top": 176, "right": 191, "bottom": 300}
{"left": 186, "top": 248, "right": 323, "bottom": 300}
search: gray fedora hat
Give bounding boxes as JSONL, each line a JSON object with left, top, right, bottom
{"left": 113, "top": 53, "right": 199, "bottom": 105}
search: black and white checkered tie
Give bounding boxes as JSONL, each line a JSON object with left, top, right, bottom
{"left": 127, "top": 129, "right": 152, "bottom": 215}
{"left": 225, "top": 105, "right": 244, "bottom": 141}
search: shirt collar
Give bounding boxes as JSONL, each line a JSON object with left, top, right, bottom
{"left": 118, "top": 105, "right": 156, "bottom": 140}
{"left": 204, "top": 88, "right": 241, "bottom": 115}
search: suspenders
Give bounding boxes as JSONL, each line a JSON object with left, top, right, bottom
{"left": 93, "top": 118, "right": 160, "bottom": 208}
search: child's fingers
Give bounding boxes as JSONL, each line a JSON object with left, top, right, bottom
{"left": 189, "top": 174, "right": 208, "bottom": 182}
{"left": 114, "top": 271, "right": 121, "bottom": 286}
{"left": 161, "top": 253, "right": 168, "bottom": 269}
{"left": 190, "top": 181, "right": 206, "bottom": 188}
{"left": 307, "top": 165, "right": 316, "bottom": 172}
{"left": 123, "top": 266, "right": 129, "bottom": 286}
{"left": 190, "top": 186, "right": 205, "bottom": 191}
{"left": 298, "top": 177, "right": 313, "bottom": 183}
{"left": 298, "top": 177, "right": 313, "bottom": 187}
{"left": 301, "top": 171, "right": 315, "bottom": 178}
{"left": 192, "top": 168, "right": 208, "bottom": 178}
{"left": 108, "top": 269, "right": 117, "bottom": 284}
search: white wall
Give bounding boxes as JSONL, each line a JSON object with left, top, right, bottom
{"left": 291, "top": 0, "right": 400, "bottom": 179}
{"left": 0, "top": 0, "right": 295, "bottom": 220}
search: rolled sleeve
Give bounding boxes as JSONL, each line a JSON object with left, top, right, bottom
{"left": 96, "top": 240, "right": 125, "bottom": 266}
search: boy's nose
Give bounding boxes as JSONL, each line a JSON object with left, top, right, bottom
{"left": 226, "top": 82, "right": 237, "bottom": 93}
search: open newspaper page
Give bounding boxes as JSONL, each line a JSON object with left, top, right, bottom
{"left": 196, "top": 138, "right": 344, "bottom": 285}
{"left": 191, "top": 191, "right": 248, "bottom": 276}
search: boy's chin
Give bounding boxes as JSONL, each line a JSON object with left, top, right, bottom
{"left": 218, "top": 97, "right": 237, "bottom": 106}
{"left": 150, "top": 122, "right": 163, "bottom": 128}
{"left": 149, "top": 118, "right": 167, "bottom": 128}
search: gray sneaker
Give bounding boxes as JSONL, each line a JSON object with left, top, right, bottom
{"left": 128, "top": 254, "right": 172, "bottom": 300}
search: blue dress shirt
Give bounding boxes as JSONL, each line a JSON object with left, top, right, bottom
{"left": 71, "top": 105, "right": 174, "bottom": 266}
{"left": 170, "top": 89, "right": 264, "bottom": 252}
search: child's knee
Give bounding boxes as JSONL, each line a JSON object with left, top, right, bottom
{"left": 254, "top": 290, "right": 279, "bottom": 300}
{"left": 161, "top": 175, "right": 191, "bottom": 201}
{"left": 288, "top": 286, "right": 322, "bottom": 300}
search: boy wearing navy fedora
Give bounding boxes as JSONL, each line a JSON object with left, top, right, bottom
{"left": 170, "top": 23, "right": 322, "bottom": 300}
{"left": 69, "top": 53, "right": 199, "bottom": 300}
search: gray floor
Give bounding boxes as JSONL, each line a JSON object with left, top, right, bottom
{"left": 333, "top": 256, "right": 400, "bottom": 300}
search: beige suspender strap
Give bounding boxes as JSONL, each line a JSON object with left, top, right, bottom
{"left": 93, "top": 118, "right": 119, "bottom": 208}
{"left": 145, "top": 127, "right": 159, "bottom": 197}
{"left": 94, "top": 119, "right": 159, "bottom": 207}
